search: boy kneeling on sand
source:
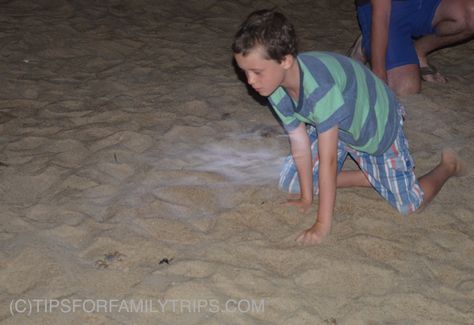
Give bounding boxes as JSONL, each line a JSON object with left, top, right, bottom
{"left": 232, "top": 9, "right": 465, "bottom": 245}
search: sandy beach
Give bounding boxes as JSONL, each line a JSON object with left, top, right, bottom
{"left": 0, "top": 0, "right": 473, "bottom": 324}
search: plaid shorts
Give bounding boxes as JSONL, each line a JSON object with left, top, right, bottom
{"left": 279, "top": 124, "right": 424, "bottom": 215}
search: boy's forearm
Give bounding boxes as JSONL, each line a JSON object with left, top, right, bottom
{"left": 315, "top": 158, "right": 337, "bottom": 226}
{"left": 288, "top": 124, "right": 313, "bottom": 202}
{"left": 314, "top": 126, "right": 339, "bottom": 227}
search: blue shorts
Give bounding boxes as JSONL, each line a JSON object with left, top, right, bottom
{"left": 279, "top": 124, "right": 424, "bottom": 215}
{"left": 357, "top": 0, "right": 441, "bottom": 70}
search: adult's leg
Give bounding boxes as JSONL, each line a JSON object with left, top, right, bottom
{"left": 353, "top": 1, "right": 426, "bottom": 95}
{"left": 386, "top": 64, "right": 421, "bottom": 96}
{"left": 415, "top": 0, "right": 474, "bottom": 82}
{"left": 347, "top": 39, "right": 422, "bottom": 95}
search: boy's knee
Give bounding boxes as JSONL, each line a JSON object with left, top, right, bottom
{"left": 395, "top": 199, "right": 422, "bottom": 215}
{"left": 278, "top": 174, "right": 300, "bottom": 194}
{"left": 396, "top": 186, "right": 424, "bottom": 215}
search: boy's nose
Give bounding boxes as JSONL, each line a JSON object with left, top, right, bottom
{"left": 247, "top": 75, "right": 256, "bottom": 86}
{"left": 246, "top": 72, "right": 255, "bottom": 85}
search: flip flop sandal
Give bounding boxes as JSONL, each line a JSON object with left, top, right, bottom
{"left": 420, "top": 64, "right": 444, "bottom": 82}
{"left": 346, "top": 34, "right": 364, "bottom": 60}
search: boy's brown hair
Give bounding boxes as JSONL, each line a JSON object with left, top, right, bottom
{"left": 232, "top": 9, "right": 298, "bottom": 63}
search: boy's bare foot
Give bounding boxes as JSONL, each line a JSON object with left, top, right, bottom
{"left": 417, "top": 149, "right": 467, "bottom": 212}
{"left": 441, "top": 148, "right": 467, "bottom": 177}
{"left": 296, "top": 221, "right": 331, "bottom": 245}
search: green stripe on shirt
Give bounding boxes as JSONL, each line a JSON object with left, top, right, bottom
{"left": 308, "top": 53, "right": 347, "bottom": 92}
{"left": 312, "top": 85, "right": 345, "bottom": 124}
{"left": 348, "top": 60, "right": 370, "bottom": 140}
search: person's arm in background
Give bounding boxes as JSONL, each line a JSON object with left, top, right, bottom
{"left": 370, "top": 0, "right": 391, "bottom": 82}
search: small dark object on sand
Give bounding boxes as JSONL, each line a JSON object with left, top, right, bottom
{"left": 159, "top": 258, "right": 173, "bottom": 265}
{"left": 104, "top": 251, "right": 125, "bottom": 262}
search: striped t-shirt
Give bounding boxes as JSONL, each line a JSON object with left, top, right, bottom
{"left": 268, "top": 51, "right": 401, "bottom": 155}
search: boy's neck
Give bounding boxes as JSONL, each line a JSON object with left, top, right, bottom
{"left": 282, "top": 56, "right": 300, "bottom": 101}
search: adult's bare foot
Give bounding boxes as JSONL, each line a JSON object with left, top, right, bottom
{"left": 418, "top": 53, "right": 447, "bottom": 83}
{"left": 420, "top": 64, "right": 448, "bottom": 83}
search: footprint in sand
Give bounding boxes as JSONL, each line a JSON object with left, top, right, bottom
{"left": 95, "top": 251, "right": 127, "bottom": 270}
{"left": 324, "top": 318, "right": 337, "bottom": 325}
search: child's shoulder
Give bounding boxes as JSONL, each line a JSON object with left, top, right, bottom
{"left": 297, "top": 51, "right": 351, "bottom": 86}
{"left": 299, "top": 51, "right": 349, "bottom": 62}
{"left": 298, "top": 51, "right": 355, "bottom": 75}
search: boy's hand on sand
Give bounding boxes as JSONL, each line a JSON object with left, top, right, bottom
{"left": 296, "top": 222, "right": 331, "bottom": 245}
{"left": 286, "top": 198, "right": 312, "bottom": 213}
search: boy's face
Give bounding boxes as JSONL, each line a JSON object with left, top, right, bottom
{"left": 234, "top": 46, "right": 289, "bottom": 97}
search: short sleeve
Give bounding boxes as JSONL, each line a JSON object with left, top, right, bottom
{"left": 269, "top": 88, "right": 302, "bottom": 132}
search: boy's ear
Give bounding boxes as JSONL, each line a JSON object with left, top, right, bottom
{"left": 280, "top": 55, "right": 295, "bottom": 69}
